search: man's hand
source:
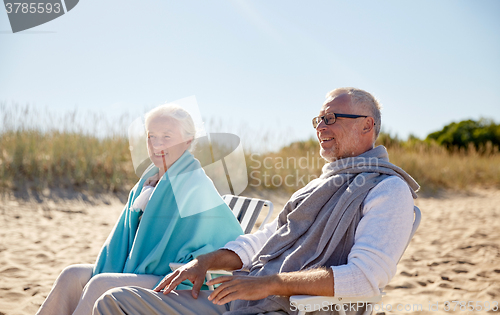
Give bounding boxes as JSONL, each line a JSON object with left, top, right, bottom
{"left": 207, "top": 268, "right": 334, "bottom": 305}
{"left": 207, "top": 275, "right": 277, "bottom": 305}
{"left": 154, "top": 258, "right": 209, "bottom": 298}
{"left": 153, "top": 249, "right": 243, "bottom": 299}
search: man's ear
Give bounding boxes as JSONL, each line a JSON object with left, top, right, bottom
{"left": 362, "top": 117, "right": 375, "bottom": 134}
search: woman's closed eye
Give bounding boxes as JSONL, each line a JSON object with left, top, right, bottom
{"left": 148, "top": 135, "right": 170, "bottom": 139}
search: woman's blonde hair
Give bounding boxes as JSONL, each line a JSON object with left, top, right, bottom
{"left": 144, "top": 104, "right": 196, "bottom": 141}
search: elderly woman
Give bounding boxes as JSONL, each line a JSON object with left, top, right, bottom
{"left": 36, "top": 105, "right": 243, "bottom": 315}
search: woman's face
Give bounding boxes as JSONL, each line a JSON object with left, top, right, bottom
{"left": 146, "top": 116, "right": 192, "bottom": 172}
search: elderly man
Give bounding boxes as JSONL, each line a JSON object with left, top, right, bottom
{"left": 93, "top": 87, "right": 419, "bottom": 315}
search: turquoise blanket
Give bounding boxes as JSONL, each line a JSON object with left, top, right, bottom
{"left": 93, "top": 151, "right": 243, "bottom": 288}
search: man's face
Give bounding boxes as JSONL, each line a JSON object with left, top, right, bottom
{"left": 316, "top": 93, "right": 364, "bottom": 162}
{"left": 146, "top": 116, "right": 191, "bottom": 171}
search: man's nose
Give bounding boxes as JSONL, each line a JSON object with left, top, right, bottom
{"left": 316, "top": 119, "right": 327, "bottom": 130}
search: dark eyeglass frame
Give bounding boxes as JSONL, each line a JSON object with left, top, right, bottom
{"left": 312, "top": 112, "right": 370, "bottom": 129}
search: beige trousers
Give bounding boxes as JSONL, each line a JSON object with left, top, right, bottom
{"left": 36, "top": 264, "right": 162, "bottom": 315}
{"left": 93, "top": 286, "right": 288, "bottom": 315}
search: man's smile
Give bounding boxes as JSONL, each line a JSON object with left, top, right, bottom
{"left": 319, "top": 136, "right": 334, "bottom": 143}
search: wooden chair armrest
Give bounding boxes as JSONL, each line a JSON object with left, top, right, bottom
{"left": 169, "top": 262, "right": 186, "bottom": 271}
{"left": 290, "top": 294, "right": 383, "bottom": 315}
{"left": 169, "top": 262, "right": 232, "bottom": 275}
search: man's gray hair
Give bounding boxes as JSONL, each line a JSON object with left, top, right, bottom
{"left": 326, "top": 87, "right": 382, "bottom": 141}
{"left": 144, "top": 104, "right": 196, "bottom": 141}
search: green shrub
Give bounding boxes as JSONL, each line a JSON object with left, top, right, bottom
{"left": 426, "top": 118, "right": 500, "bottom": 152}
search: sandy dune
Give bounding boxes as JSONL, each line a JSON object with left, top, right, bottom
{"left": 0, "top": 188, "right": 499, "bottom": 315}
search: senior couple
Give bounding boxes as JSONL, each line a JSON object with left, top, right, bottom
{"left": 37, "top": 87, "right": 419, "bottom": 315}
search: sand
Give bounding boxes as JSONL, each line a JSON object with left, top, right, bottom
{"left": 0, "top": 188, "right": 499, "bottom": 315}
{"left": 383, "top": 189, "right": 500, "bottom": 314}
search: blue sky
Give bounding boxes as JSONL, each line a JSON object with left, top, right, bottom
{"left": 1, "top": 0, "right": 499, "bottom": 150}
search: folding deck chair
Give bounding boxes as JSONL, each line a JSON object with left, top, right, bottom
{"left": 169, "top": 194, "right": 274, "bottom": 289}
{"left": 289, "top": 206, "right": 422, "bottom": 315}
{"left": 221, "top": 194, "right": 275, "bottom": 233}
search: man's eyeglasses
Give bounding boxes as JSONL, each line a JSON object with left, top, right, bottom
{"left": 312, "top": 112, "right": 369, "bottom": 129}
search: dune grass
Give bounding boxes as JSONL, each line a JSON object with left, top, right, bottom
{"left": 247, "top": 137, "right": 500, "bottom": 193}
{"left": 0, "top": 104, "right": 136, "bottom": 193}
{"left": 0, "top": 129, "right": 135, "bottom": 193}
{"left": 1, "top": 104, "right": 499, "bottom": 194}
{"left": 376, "top": 140, "right": 500, "bottom": 192}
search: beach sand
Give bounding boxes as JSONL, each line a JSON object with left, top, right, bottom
{"left": 0, "top": 188, "right": 499, "bottom": 314}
